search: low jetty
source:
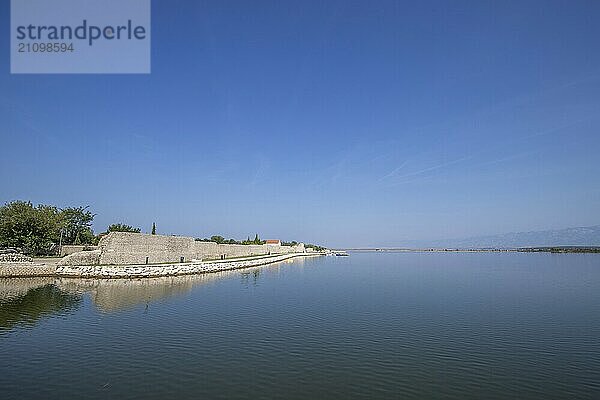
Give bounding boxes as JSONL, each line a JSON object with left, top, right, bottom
{"left": 0, "top": 252, "right": 323, "bottom": 279}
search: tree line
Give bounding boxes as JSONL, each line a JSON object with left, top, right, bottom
{"left": 0, "top": 201, "right": 147, "bottom": 256}
{"left": 196, "top": 234, "right": 265, "bottom": 245}
{"left": 0, "top": 200, "right": 326, "bottom": 256}
{"left": 197, "top": 235, "right": 326, "bottom": 250}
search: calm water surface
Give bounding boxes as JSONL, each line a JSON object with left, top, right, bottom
{"left": 1, "top": 252, "right": 599, "bottom": 399}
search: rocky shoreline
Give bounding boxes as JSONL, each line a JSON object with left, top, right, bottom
{"left": 0, "top": 252, "right": 324, "bottom": 279}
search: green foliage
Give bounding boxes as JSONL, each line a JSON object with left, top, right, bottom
{"left": 243, "top": 233, "right": 265, "bottom": 245}
{"left": 0, "top": 200, "right": 98, "bottom": 256}
{"left": 60, "top": 206, "right": 95, "bottom": 245}
{"left": 0, "top": 201, "right": 59, "bottom": 255}
{"left": 242, "top": 234, "right": 264, "bottom": 245}
{"left": 151, "top": 222, "right": 156, "bottom": 235}
{"left": 210, "top": 235, "right": 225, "bottom": 244}
{"left": 196, "top": 235, "right": 242, "bottom": 245}
{"left": 107, "top": 223, "right": 141, "bottom": 233}
{"left": 305, "top": 243, "right": 326, "bottom": 251}
{"left": 195, "top": 234, "right": 322, "bottom": 249}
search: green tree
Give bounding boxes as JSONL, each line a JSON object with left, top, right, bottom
{"left": 151, "top": 222, "right": 156, "bottom": 235}
{"left": 59, "top": 206, "right": 95, "bottom": 245}
{"left": 107, "top": 223, "right": 141, "bottom": 233}
{"left": 0, "top": 201, "right": 62, "bottom": 256}
{"left": 210, "top": 235, "right": 225, "bottom": 244}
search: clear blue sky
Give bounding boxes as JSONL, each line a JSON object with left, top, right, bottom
{"left": 1, "top": 1, "right": 599, "bottom": 247}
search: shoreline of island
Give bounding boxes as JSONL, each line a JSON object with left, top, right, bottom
{"left": 0, "top": 231, "right": 328, "bottom": 279}
{"left": 336, "top": 247, "right": 600, "bottom": 253}
{"left": 1, "top": 252, "right": 325, "bottom": 279}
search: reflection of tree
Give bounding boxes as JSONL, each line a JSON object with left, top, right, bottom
{"left": 0, "top": 284, "right": 82, "bottom": 331}
{"left": 0, "top": 257, "right": 305, "bottom": 322}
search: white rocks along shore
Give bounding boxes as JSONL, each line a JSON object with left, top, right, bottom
{"left": 0, "top": 252, "right": 323, "bottom": 279}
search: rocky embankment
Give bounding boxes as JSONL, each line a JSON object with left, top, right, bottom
{"left": 0, "top": 252, "right": 323, "bottom": 279}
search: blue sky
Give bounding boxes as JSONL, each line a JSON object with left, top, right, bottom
{"left": 1, "top": 1, "right": 600, "bottom": 247}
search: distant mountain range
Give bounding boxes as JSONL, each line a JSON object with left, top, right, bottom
{"left": 420, "top": 225, "right": 600, "bottom": 249}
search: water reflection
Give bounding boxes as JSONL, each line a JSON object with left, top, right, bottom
{"left": 240, "top": 269, "right": 261, "bottom": 287}
{"left": 0, "top": 265, "right": 273, "bottom": 318}
{"left": 0, "top": 278, "right": 82, "bottom": 331}
{"left": 0, "top": 258, "right": 309, "bottom": 330}
{"left": 59, "top": 272, "right": 237, "bottom": 312}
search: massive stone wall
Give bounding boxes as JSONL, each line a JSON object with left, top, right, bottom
{"left": 58, "top": 250, "right": 101, "bottom": 266}
{"left": 98, "top": 233, "right": 195, "bottom": 265}
{"left": 97, "top": 232, "right": 305, "bottom": 265}
{"left": 60, "top": 245, "right": 99, "bottom": 256}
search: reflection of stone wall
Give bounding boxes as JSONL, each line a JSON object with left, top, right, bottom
{"left": 0, "top": 277, "right": 55, "bottom": 301}
{"left": 0, "top": 254, "right": 315, "bottom": 315}
{"left": 96, "top": 232, "right": 305, "bottom": 265}
{"left": 56, "top": 273, "right": 234, "bottom": 312}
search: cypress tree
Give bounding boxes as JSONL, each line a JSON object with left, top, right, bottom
{"left": 151, "top": 222, "right": 156, "bottom": 235}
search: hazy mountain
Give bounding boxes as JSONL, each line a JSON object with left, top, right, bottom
{"left": 419, "top": 226, "right": 600, "bottom": 249}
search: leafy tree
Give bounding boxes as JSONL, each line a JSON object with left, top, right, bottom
{"left": 0, "top": 201, "right": 62, "bottom": 256}
{"left": 195, "top": 236, "right": 241, "bottom": 244}
{"left": 151, "top": 222, "right": 156, "bottom": 235}
{"left": 210, "top": 235, "right": 225, "bottom": 244}
{"left": 59, "top": 206, "right": 95, "bottom": 245}
{"left": 107, "top": 223, "right": 141, "bottom": 233}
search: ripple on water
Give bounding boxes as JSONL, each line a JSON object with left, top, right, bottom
{"left": 1, "top": 253, "right": 600, "bottom": 400}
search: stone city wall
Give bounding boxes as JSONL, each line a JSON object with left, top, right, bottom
{"left": 0, "top": 232, "right": 316, "bottom": 278}
{"left": 97, "top": 232, "right": 305, "bottom": 265}
{"left": 98, "top": 233, "right": 194, "bottom": 265}
{"left": 58, "top": 250, "right": 101, "bottom": 266}
{"left": 60, "top": 245, "right": 99, "bottom": 256}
